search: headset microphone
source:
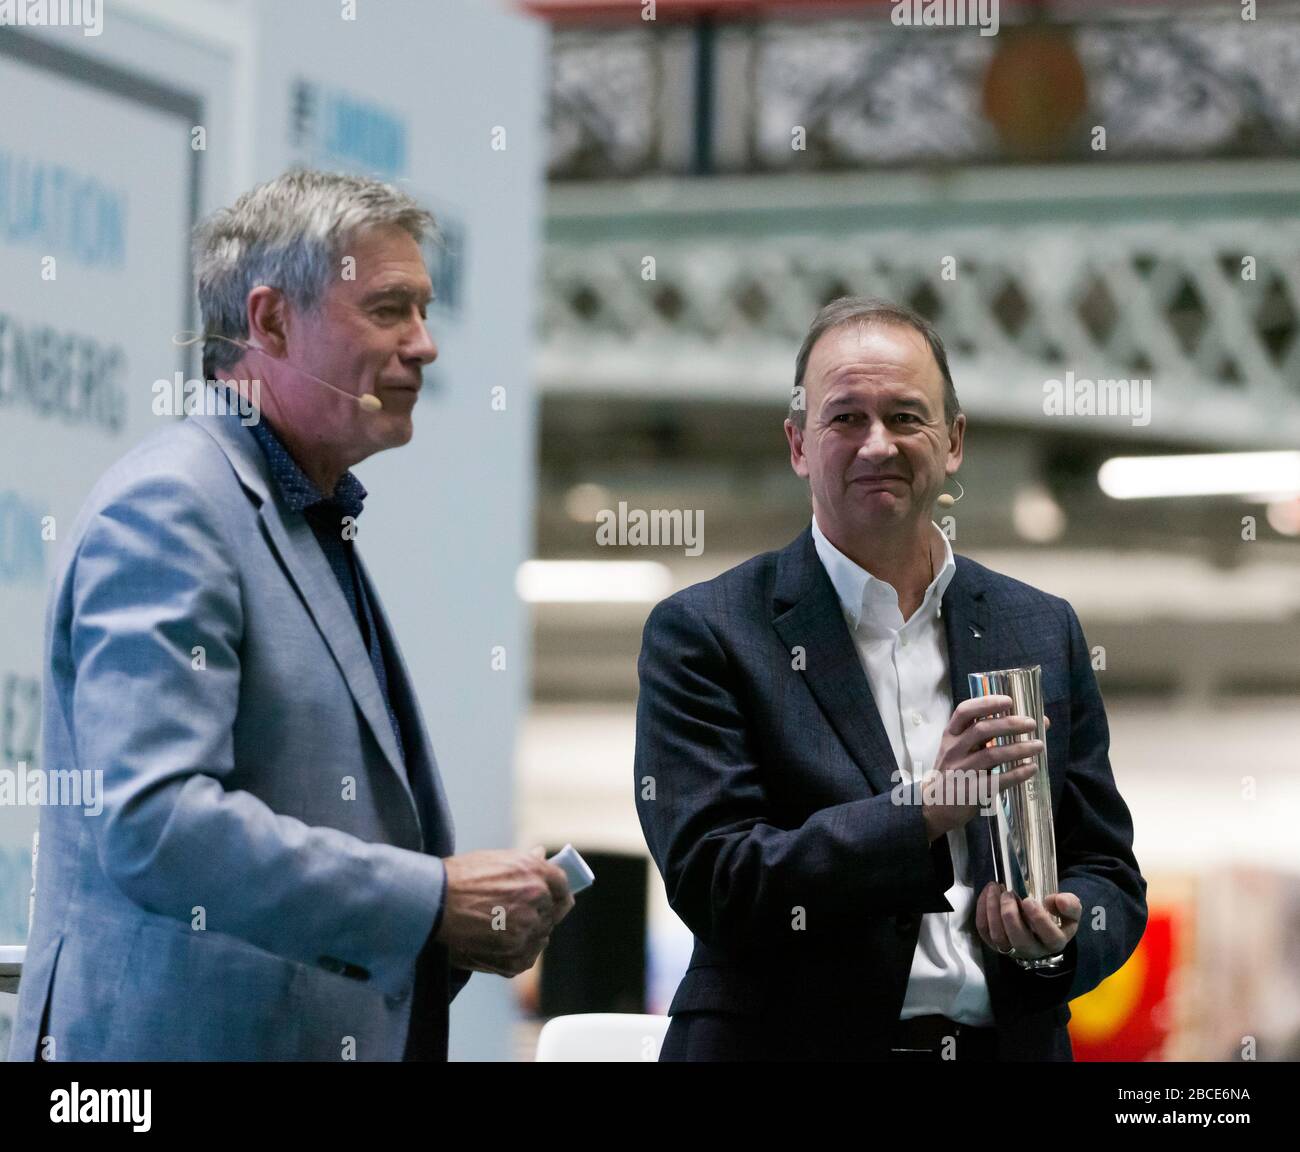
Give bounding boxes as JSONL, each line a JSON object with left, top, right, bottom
{"left": 936, "top": 478, "right": 965, "bottom": 508}
{"left": 173, "top": 331, "right": 384, "bottom": 412}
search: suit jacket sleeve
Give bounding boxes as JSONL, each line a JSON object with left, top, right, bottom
{"left": 635, "top": 594, "right": 957, "bottom": 957}
{"left": 1001, "top": 601, "right": 1148, "bottom": 1009}
{"left": 68, "top": 473, "right": 444, "bottom": 999}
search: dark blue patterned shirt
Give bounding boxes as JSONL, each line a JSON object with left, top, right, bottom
{"left": 245, "top": 414, "right": 407, "bottom": 773}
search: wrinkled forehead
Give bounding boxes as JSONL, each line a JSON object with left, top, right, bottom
{"left": 329, "top": 224, "right": 433, "bottom": 297}
{"left": 808, "top": 320, "right": 943, "bottom": 403}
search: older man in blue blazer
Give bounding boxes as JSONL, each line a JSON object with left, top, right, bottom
{"left": 9, "top": 170, "right": 571, "bottom": 1062}
{"left": 635, "top": 297, "right": 1146, "bottom": 1062}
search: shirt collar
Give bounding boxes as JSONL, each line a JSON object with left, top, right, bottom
{"left": 245, "top": 413, "right": 367, "bottom": 521}
{"left": 811, "top": 513, "right": 955, "bottom": 633}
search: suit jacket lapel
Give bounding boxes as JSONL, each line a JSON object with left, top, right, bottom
{"left": 773, "top": 522, "right": 1041, "bottom": 1016}
{"left": 770, "top": 524, "right": 1005, "bottom": 885}
{"left": 352, "top": 550, "right": 455, "bottom": 856}
{"left": 943, "top": 560, "right": 1044, "bottom": 1016}
{"left": 189, "top": 413, "right": 422, "bottom": 830}
{"left": 940, "top": 565, "right": 998, "bottom": 892}
{"left": 771, "top": 527, "right": 899, "bottom": 796}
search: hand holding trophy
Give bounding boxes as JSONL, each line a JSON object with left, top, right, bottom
{"left": 968, "top": 666, "right": 1081, "bottom": 969}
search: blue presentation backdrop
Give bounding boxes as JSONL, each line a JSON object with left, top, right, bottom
{"left": 0, "top": 25, "right": 201, "bottom": 963}
{"left": 0, "top": 0, "right": 544, "bottom": 1062}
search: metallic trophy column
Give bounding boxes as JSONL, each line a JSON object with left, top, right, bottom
{"left": 967, "top": 665, "right": 1063, "bottom": 969}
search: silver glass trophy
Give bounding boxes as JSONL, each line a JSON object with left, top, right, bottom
{"left": 967, "top": 665, "right": 1063, "bottom": 969}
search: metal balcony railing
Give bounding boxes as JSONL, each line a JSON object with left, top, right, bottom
{"left": 546, "top": 7, "right": 1300, "bottom": 179}
{"left": 539, "top": 161, "right": 1300, "bottom": 448}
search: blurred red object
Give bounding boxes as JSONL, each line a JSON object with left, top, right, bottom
{"left": 1069, "top": 908, "right": 1175, "bottom": 1061}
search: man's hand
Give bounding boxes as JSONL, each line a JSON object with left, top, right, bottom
{"left": 976, "top": 881, "right": 1082, "bottom": 963}
{"left": 921, "top": 696, "right": 1048, "bottom": 842}
{"left": 435, "top": 847, "right": 575, "bottom": 977}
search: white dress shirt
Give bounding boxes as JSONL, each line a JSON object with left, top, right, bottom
{"left": 811, "top": 514, "right": 995, "bottom": 1025}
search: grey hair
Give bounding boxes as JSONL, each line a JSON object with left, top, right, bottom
{"left": 789, "top": 296, "right": 962, "bottom": 429}
{"left": 193, "top": 168, "right": 436, "bottom": 377}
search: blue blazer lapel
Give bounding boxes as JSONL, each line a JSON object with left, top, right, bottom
{"left": 351, "top": 550, "right": 456, "bottom": 856}
{"left": 257, "top": 511, "right": 416, "bottom": 792}
{"left": 771, "top": 527, "right": 899, "bottom": 796}
{"left": 189, "top": 413, "right": 422, "bottom": 832}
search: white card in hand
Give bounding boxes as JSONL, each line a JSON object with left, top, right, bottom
{"left": 548, "top": 843, "right": 594, "bottom": 893}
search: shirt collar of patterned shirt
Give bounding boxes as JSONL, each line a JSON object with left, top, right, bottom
{"left": 247, "top": 412, "right": 368, "bottom": 524}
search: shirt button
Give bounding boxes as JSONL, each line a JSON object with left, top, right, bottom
{"left": 900, "top": 635, "right": 909, "bottom": 647}
{"left": 911, "top": 711, "right": 923, "bottom": 726}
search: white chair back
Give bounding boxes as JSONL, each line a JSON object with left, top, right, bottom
{"left": 535, "top": 1013, "right": 670, "bottom": 1062}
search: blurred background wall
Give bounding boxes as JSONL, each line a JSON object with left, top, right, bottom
{"left": 517, "top": 0, "right": 1300, "bottom": 1062}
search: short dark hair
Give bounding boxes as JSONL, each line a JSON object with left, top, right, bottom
{"left": 789, "top": 296, "right": 962, "bottom": 429}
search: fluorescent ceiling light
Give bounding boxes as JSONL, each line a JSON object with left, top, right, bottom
{"left": 1098, "top": 452, "right": 1300, "bottom": 500}
{"left": 516, "top": 560, "right": 673, "bottom": 603}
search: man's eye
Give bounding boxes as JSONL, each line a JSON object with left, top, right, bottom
{"left": 375, "top": 303, "right": 430, "bottom": 321}
{"left": 896, "top": 413, "right": 920, "bottom": 423}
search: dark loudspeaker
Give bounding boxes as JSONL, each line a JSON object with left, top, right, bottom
{"left": 538, "top": 850, "right": 646, "bottom": 1016}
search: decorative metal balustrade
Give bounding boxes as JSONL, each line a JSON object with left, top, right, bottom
{"left": 538, "top": 163, "right": 1300, "bottom": 448}
{"left": 547, "top": 9, "right": 1300, "bottom": 179}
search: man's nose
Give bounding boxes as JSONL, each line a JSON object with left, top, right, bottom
{"left": 404, "top": 318, "right": 438, "bottom": 366}
{"left": 857, "top": 418, "right": 899, "bottom": 461}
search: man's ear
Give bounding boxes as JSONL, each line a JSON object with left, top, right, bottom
{"left": 785, "top": 418, "right": 810, "bottom": 479}
{"left": 945, "top": 412, "right": 966, "bottom": 475}
{"left": 246, "top": 285, "right": 289, "bottom": 357}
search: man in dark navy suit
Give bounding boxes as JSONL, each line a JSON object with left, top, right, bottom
{"left": 635, "top": 297, "right": 1146, "bottom": 1061}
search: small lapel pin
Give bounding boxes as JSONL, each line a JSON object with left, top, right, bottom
{"left": 969, "top": 624, "right": 982, "bottom": 639}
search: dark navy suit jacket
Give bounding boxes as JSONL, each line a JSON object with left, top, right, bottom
{"left": 634, "top": 527, "right": 1147, "bottom": 1061}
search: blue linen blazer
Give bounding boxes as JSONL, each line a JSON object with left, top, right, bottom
{"left": 9, "top": 411, "right": 468, "bottom": 1061}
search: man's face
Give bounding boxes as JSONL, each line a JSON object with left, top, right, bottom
{"left": 273, "top": 222, "right": 437, "bottom": 463}
{"left": 785, "top": 321, "right": 964, "bottom": 542}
